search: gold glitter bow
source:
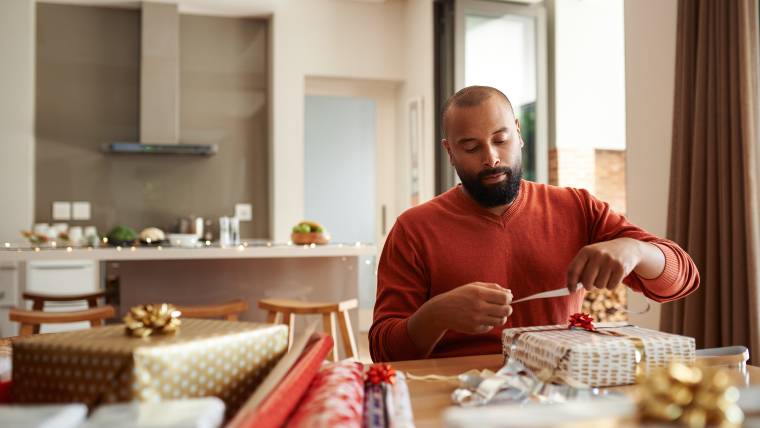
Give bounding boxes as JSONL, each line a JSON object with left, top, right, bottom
{"left": 123, "top": 303, "right": 182, "bottom": 338}
{"left": 637, "top": 362, "right": 744, "bottom": 428}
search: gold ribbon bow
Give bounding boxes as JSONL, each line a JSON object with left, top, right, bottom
{"left": 123, "top": 303, "right": 182, "bottom": 338}
{"left": 637, "top": 362, "right": 744, "bottom": 428}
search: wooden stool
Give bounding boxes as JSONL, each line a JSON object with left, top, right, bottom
{"left": 9, "top": 305, "right": 116, "bottom": 336}
{"left": 174, "top": 299, "right": 249, "bottom": 321}
{"left": 258, "top": 298, "right": 358, "bottom": 361}
{"left": 22, "top": 291, "right": 106, "bottom": 334}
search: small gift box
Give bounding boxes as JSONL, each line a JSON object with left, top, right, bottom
{"left": 502, "top": 321, "right": 695, "bottom": 387}
{"left": 11, "top": 318, "right": 288, "bottom": 417}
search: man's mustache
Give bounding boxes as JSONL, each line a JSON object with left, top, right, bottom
{"left": 477, "top": 166, "right": 511, "bottom": 180}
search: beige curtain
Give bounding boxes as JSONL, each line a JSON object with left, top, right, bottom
{"left": 661, "top": 0, "right": 760, "bottom": 364}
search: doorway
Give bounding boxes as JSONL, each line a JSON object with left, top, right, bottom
{"left": 304, "top": 76, "right": 399, "bottom": 332}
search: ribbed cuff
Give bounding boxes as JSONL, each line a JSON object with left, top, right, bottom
{"left": 638, "top": 242, "right": 681, "bottom": 296}
{"left": 374, "top": 317, "right": 428, "bottom": 362}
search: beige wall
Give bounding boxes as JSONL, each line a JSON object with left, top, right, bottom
{"left": 624, "top": 0, "right": 678, "bottom": 330}
{"left": 0, "top": 0, "right": 35, "bottom": 243}
{"left": 34, "top": 4, "right": 269, "bottom": 238}
{"left": 268, "top": 0, "right": 435, "bottom": 242}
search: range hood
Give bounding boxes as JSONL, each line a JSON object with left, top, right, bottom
{"left": 103, "top": 2, "right": 217, "bottom": 156}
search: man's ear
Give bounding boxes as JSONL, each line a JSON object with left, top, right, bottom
{"left": 515, "top": 118, "right": 524, "bottom": 149}
{"left": 442, "top": 139, "right": 454, "bottom": 165}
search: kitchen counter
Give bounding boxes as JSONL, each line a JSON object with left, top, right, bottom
{"left": 0, "top": 242, "right": 376, "bottom": 262}
{"left": 1, "top": 242, "right": 377, "bottom": 348}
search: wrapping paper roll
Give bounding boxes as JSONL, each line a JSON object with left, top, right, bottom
{"left": 228, "top": 333, "right": 334, "bottom": 428}
{"left": 286, "top": 361, "right": 365, "bottom": 428}
{"left": 363, "top": 383, "right": 386, "bottom": 428}
{"left": 388, "top": 372, "right": 415, "bottom": 428}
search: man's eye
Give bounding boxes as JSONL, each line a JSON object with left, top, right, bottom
{"left": 494, "top": 140, "right": 506, "bottom": 145}
{"left": 464, "top": 146, "right": 478, "bottom": 153}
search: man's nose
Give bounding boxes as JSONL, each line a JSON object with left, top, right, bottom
{"left": 483, "top": 146, "right": 500, "bottom": 168}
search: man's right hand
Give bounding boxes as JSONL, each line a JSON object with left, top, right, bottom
{"left": 406, "top": 282, "right": 513, "bottom": 357}
{"left": 429, "top": 282, "right": 513, "bottom": 334}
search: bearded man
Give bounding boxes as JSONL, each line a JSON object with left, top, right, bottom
{"left": 369, "top": 86, "right": 699, "bottom": 362}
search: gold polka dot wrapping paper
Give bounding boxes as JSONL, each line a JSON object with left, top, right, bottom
{"left": 10, "top": 319, "right": 288, "bottom": 418}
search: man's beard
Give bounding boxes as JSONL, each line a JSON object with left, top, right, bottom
{"left": 458, "top": 165, "right": 522, "bottom": 208}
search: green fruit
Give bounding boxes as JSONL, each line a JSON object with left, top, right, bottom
{"left": 107, "top": 225, "right": 137, "bottom": 242}
{"left": 299, "top": 224, "right": 312, "bottom": 233}
{"left": 292, "top": 226, "right": 300, "bottom": 233}
{"left": 313, "top": 225, "right": 323, "bottom": 233}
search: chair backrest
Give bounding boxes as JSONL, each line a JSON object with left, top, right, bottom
{"left": 23, "top": 291, "right": 106, "bottom": 310}
{"left": 173, "top": 299, "right": 249, "bottom": 321}
{"left": 9, "top": 306, "right": 116, "bottom": 336}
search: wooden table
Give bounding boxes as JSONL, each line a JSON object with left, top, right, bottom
{"left": 394, "top": 354, "right": 760, "bottom": 428}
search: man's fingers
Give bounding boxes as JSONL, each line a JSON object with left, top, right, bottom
{"left": 566, "top": 252, "right": 589, "bottom": 291}
{"left": 607, "top": 264, "right": 625, "bottom": 289}
{"left": 594, "top": 264, "right": 612, "bottom": 290}
{"left": 477, "top": 284, "right": 511, "bottom": 305}
{"left": 483, "top": 302, "right": 512, "bottom": 318}
{"left": 579, "top": 259, "right": 599, "bottom": 291}
{"left": 477, "top": 313, "right": 507, "bottom": 327}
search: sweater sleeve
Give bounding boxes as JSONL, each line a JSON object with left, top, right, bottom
{"left": 369, "top": 220, "right": 431, "bottom": 362}
{"left": 576, "top": 188, "right": 700, "bottom": 302}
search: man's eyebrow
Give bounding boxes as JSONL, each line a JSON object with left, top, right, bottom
{"left": 456, "top": 127, "right": 509, "bottom": 144}
{"left": 456, "top": 137, "right": 478, "bottom": 145}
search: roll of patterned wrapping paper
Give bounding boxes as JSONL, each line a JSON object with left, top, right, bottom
{"left": 388, "top": 372, "right": 415, "bottom": 428}
{"left": 285, "top": 361, "right": 365, "bottom": 428}
{"left": 363, "top": 383, "right": 386, "bottom": 428}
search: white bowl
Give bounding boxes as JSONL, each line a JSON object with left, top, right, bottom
{"left": 168, "top": 233, "right": 199, "bottom": 248}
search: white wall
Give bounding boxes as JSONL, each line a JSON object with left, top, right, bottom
{"left": 554, "top": 0, "right": 625, "bottom": 151}
{"left": 269, "top": 0, "right": 406, "bottom": 241}
{"left": 624, "top": 0, "right": 678, "bottom": 330}
{"left": 397, "top": 0, "right": 435, "bottom": 218}
{"left": 0, "top": 0, "right": 35, "bottom": 243}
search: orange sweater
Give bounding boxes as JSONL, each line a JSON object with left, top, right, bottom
{"left": 369, "top": 181, "right": 699, "bottom": 362}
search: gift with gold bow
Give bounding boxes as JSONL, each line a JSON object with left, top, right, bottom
{"left": 11, "top": 311, "right": 288, "bottom": 419}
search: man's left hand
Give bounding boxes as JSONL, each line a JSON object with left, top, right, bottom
{"left": 565, "top": 237, "right": 646, "bottom": 291}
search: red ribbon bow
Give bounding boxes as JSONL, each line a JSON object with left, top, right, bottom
{"left": 568, "top": 312, "right": 596, "bottom": 331}
{"left": 366, "top": 363, "right": 396, "bottom": 385}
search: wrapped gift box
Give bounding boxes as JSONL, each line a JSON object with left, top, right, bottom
{"left": 501, "top": 322, "right": 695, "bottom": 387}
{"left": 11, "top": 319, "right": 288, "bottom": 416}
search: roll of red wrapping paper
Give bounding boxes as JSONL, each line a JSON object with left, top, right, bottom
{"left": 230, "top": 334, "right": 334, "bottom": 428}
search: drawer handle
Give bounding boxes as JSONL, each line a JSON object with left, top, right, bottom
{"left": 0, "top": 291, "right": 5, "bottom": 299}
{"left": 31, "top": 265, "right": 86, "bottom": 271}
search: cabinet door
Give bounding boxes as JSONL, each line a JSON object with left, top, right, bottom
{"left": 0, "top": 263, "right": 19, "bottom": 306}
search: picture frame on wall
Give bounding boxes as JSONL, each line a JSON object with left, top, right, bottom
{"left": 408, "top": 97, "right": 423, "bottom": 206}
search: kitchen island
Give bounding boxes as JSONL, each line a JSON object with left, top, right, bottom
{"left": 0, "top": 242, "right": 376, "bottom": 349}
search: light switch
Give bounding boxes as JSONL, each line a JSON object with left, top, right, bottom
{"left": 72, "top": 201, "right": 91, "bottom": 220}
{"left": 235, "top": 203, "right": 252, "bottom": 221}
{"left": 52, "top": 201, "right": 71, "bottom": 220}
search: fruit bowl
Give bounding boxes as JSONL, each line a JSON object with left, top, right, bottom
{"left": 291, "top": 231, "right": 330, "bottom": 245}
{"left": 291, "top": 221, "right": 330, "bottom": 245}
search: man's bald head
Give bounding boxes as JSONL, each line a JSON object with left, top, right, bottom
{"left": 441, "top": 86, "right": 515, "bottom": 138}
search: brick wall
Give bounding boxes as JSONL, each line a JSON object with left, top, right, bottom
{"left": 547, "top": 147, "right": 626, "bottom": 215}
{"left": 594, "top": 149, "right": 626, "bottom": 215}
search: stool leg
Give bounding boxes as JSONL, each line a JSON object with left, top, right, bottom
{"left": 20, "top": 323, "right": 34, "bottom": 336}
{"left": 322, "top": 312, "right": 338, "bottom": 362}
{"left": 337, "top": 309, "right": 358, "bottom": 360}
{"left": 266, "top": 311, "right": 277, "bottom": 324}
{"left": 282, "top": 312, "right": 295, "bottom": 351}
